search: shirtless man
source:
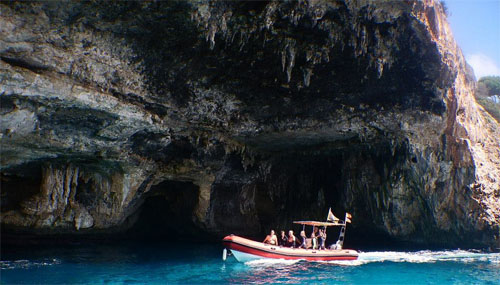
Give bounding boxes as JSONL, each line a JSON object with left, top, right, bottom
{"left": 319, "top": 228, "right": 327, "bottom": 250}
{"left": 288, "top": 230, "right": 297, "bottom": 248}
{"left": 263, "top": 230, "right": 278, "bottom": 245}
{"left": 299, "top": 230, "right": 307, "bottom": 249}
{"left": 311, "top": 226, "right": 318, "bottom": 249}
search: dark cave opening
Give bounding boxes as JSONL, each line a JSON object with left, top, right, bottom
{"left": 254, "top": 154, "right": 345, "bottom": 231}
{"left": 205, "top": 146, "right": 395, "bottom": 246}
{"left": 0, "top": 162, "right": 42, "bottom": 213}
{"left": 126, "top": 180, "right": 202, "bottom": 241}
{"left": 220, "top": 142, "right": 413, "bottom": 248}
{"left": 252, "top": 153, "right": 360, "bottom": 248}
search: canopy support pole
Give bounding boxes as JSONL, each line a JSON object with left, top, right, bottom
{"left": 336, "top": 224, "right": 346, "bottom": 248}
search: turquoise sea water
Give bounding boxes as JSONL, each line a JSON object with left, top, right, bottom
{"left": 1, "top": 242, "right": 499, "bottom": 284}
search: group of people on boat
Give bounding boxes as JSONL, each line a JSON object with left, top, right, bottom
{"left": 263, "top": 227, "right": 327, "bottom": 250}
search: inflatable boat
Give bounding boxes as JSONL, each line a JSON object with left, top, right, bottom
{"left": 222, "top": 234, "right": 358, "bottom": 262}
{"left": 222, "top": 210, "right": 358, "bottom": 262}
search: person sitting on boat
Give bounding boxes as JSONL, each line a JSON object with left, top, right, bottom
{"left": 319, "top": 228, "right": 327, "bottom": 250}
{"left": 263, "top": 230, "right": 278, "bottom": 245}
{"left": 279, "top": 231, "right": 288, "bottom": 247}
{"left": 310, "top": 226, "right": 318, "bottom": 249}
{"left": 299, "top": 230, "right": 307, "bottom": 249}
{"left": 288, "top": 230, "right": 297, "bottom": 248}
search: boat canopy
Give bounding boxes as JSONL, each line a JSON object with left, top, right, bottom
{"left": 293, "top": 221, "right": 345, "bottom": 227}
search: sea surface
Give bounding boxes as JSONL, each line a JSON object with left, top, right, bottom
{"left": 1, "top": 242, "right": 499, "bottom": 284}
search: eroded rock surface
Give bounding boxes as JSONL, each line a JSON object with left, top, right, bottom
{"left": 1, "top": 0, "right": 499, "bottom": 247}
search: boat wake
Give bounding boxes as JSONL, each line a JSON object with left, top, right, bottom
{"left": 326, "top": 250, "right": 500, "bottom": 266}
{"left": 240, "top": 250, "right": 500, "bottom": 266}
{"left": 0, "top": 259, "right": 61, "bottom": 270}
{"left": 245, "top": 258, "right": 301, "bottom": 266}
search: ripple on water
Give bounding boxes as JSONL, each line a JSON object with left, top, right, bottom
{"left": 1, "top": 258, "right": 62, "bottom": 270}
{"left": 1, "top": 245, "right": 499, "bottom": 284}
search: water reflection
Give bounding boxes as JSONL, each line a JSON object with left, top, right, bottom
{"left": 226, "top": 260, "right": 353, "bottom": 284}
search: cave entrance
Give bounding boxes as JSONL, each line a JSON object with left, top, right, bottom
{"left": 0, "top": 162, "right": 42, "bottom": 214}
{"left": 127, "top": 180, "right": 201, "bottom": 241}
{"left": 249, "top": 142, "right": 407, "bottom": 249}
{"left": 253, "top": 153, "right": 345, "bottom": 235}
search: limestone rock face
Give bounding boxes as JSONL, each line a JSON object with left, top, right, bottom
{"left": 1, "top": 0, "right": 499, "bottom": 247}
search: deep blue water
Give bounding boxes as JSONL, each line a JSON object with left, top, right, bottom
{"left": 1, "top": 242, "right": 499, "bottom": 284}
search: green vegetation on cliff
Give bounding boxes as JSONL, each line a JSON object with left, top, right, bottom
{"left": 475, "top": 76, "right": 500, "bottom": 122}
{"left": 478, "top": 76, "right": 500, "bottom": 96}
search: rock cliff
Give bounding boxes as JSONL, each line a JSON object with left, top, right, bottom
{"left": 1, "top": 0, "right": 499, "bottom": 247}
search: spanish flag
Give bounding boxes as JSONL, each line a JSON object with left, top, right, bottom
{"left": 327, "top": 208, "right": 339, "bottom": 222}
{"left": 345, "top": 212, "right": 352, "bottom": 223}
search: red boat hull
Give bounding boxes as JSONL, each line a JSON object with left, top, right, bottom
{"left": 223, "top": 235, "right": 358, "bottom": 262}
